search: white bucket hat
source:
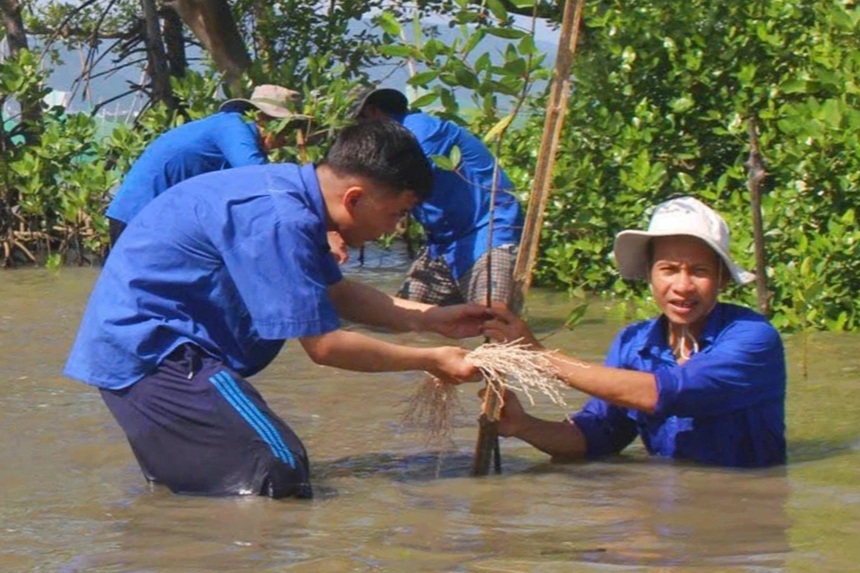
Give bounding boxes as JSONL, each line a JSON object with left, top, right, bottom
{"left": 220, "top": 84, "right": 311, "bottom": 121}
{"left": 613, "top": 196, "right": 755, "bottom": 285}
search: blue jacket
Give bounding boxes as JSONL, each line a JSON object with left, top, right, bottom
{"left": 66, "top": 164, "right": 342, "bottom": 389}
{"left": 106, "top": 112, "right": 267, "bottom": 225}
{"left": 572, "top": 303, "right": 787, "bottom": 467}
{"left": 394, "top": 112, "right": 524, "bottom": 279}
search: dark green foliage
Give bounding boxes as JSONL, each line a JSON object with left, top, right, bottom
{"left": 500, "top": 0, "right": 860, "bottom": 331}
{"left": 3, "top": 0, "right": 859, "bottom": 331}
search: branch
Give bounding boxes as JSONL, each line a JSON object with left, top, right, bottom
{"left": 745, "top": 116, "right": 770, "bottom": 316}
{"left": 511, "top": 0, "right": 585, "bottom": 309}
{"left": 471, "top": 1, "right": 544, "bottom": 478}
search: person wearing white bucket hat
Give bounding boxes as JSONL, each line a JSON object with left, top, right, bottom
{"left": 613, "top": 195, "right": 756, "bottom": 285}
{"left": 105, "top": 84, "right": 315, "bottom": 248}
{"left": 481, "top": 196, "right": 786, "bottom": 468}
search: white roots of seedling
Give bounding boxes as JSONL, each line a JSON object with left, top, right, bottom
{"left": 468, "top": 340, "right": 571, "bottom": 408}
{"left": 401, "top": 376, "right": 462, "bottom": 447}
{"left": 401, "top": 340, "right": 579, "bottom": 445}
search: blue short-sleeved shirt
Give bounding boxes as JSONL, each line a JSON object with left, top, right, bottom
{"left": 394, "top": 112, "right": 524, "bottom": 279}
{"left": 106, "top": 112, "right": 267, "bottom": 225}
{"left": 572, "top": 303, "right": 786, "bottom": 468}
{"left": 65, "top": 163, "right": 343, "bottom": 390}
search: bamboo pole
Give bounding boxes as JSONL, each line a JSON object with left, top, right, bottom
{"left": 745, "top": 116, "right": 770, "bottom": 316}
{"left": 470, "top": 0, "right": 586, "bottom": 477}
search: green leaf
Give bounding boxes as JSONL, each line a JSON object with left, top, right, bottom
{"left": 781, "top": 78, "right": 808, "bottom": 94}
{"left": 484, "top": 27, "right": 526, "bottom": 40}
{"left": 377, "top": 12, "right": 402, "bottom": 36}
{"left": 669, "top": 96, "right": 694, "bottom": 113}
{"left": 461, "top": 28, "right": 486, "bottom": 58}
{"left": 407, "top": 70, "right": 439, "bottom": 86}
{"left": 379, "top": 45, "right": 416, "bottom": 58}
{"left": 818, "top": 98, "right": 843, "bottom": 127}
{"left": 563, "top": 303, "right": 589, "bottom": 330}
{"left": 486, "top": 0, "right": 508, "bottom": 21}
{"left": 424, "top": 38, "right": 443, "bottom": 61}
{"left": 432, "top": 154, "right": 454, "bottom": 171}
{"left": 518, "top": 34, "right": 537, "bottom": 56}
{"left": 449, "top": 145, "right": 462, "bottom": 168}
{"left": 475, "top": 52, "right": 492, "bottom": 73}
{"left": 411, "top": 92, "right": 439, "bottom": 108}
{"left": 453, "top": 65, "right": 479, "bottom": 89}
{"left": 482, "top": 113, "right": 515, "bottom": 143}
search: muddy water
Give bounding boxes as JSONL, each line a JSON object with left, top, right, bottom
{"left": 1, "top": 252, "right": 858, "bottom": 572}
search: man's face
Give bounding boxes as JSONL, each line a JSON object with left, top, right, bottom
{"left": 339, "top": 186, "right": 418, "bottom": 247}
{"left": 649, "top": 236, "right": 727, "bottom": 334}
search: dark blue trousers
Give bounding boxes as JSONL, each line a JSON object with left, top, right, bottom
{"left": 100, "top": 345, "right": 312, "bottom": 498}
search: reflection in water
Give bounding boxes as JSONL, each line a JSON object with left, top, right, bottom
{"left": 1, "top": 260, "right": 859, "bottom": 572}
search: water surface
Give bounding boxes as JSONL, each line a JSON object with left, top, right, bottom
{"left": 1, "top": 253, "right": 858, "bottom": 572}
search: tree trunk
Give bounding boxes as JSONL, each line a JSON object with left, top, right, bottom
{"left": 746, "top": 117, "right": 770, "bottom": 316}
{"left": 0, "top": 0, "right": 28, "bottom": 53}
{"left": 167, "top": 0, "right": 251, "bottom": 93}
{"left": 141, "top": 0, "right": 178, "bottom": 109}
{"left": 1, "top": 0, "right": 43, "bottom": 137}
{"left": 161, "top": 6, "right": 187, "bottom": 78}
{"left": 251, "top": 0, "right": 275, "bottom": 75}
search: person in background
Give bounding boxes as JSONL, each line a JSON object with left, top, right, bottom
{"left": 105, "top": 84, "right": 349, "bottom": 264}
{"left": 352, "top": 87, "right": 524, "bottom": 308}
{"left": 482, "top": 196, "right": 786, "bottom": 468}
{"left": 65, "top": 120, "right": 488, "bottom": 498}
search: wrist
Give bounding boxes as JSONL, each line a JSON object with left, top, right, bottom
{"left": 510, "top": 412, "right": 541, "bottom": 439}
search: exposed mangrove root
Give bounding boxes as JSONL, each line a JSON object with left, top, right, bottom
{"left": 402, "top": 340, "right": 576, "bottom": 447}
{"left": 467, "top": 340, "right": 570, "bottom": 409}
{"left": 401, "top": 376, "right": 463, "bottom": 448}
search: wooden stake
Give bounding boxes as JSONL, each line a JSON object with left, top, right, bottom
{"left": 745, "top": 116, "right": 770, "bottom": 316}
{"left": 470, "top": 0, "right": 586, "bottom": 477}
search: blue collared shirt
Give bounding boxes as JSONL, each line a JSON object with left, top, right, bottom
{"left": 106, "top": 111, "right": 267, "bottom": 225}
{"left": 572, "top": 303, "right": 786, "bottom": 468}
{"left": 393, "top": 112, "right": 524, "bottom": 279}
{"left": 65, "top": 163, "right": 343, "bottom": 389}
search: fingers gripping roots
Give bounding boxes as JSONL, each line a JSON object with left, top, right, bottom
{"left": 402, "top": 340, "right": 579, "bottom": 445}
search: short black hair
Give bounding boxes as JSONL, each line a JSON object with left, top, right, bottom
{"left": 322, "top": 119, "right": 432, "bottom": 201}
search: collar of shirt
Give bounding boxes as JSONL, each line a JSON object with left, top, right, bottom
{"left": 299, "top": 163, "right": 327, "bottom": 227}
{"left": 637, "top": 302, "right": 727, "bottom": 361}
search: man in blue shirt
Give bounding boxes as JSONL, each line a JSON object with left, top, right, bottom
{"left": 353, "top": 88, "right": 524, "bottom": 308}
{"left": 65, "top": 120, "right": 488, "bottom": 498}
{"left": 105, "top": 85, "right": 350, "bottom": 261}
{"left": 482, "top": 197, "right": 786, "bottom": 468}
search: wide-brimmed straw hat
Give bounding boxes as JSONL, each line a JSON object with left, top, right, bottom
{"left": 613, "top": 196, "right": 755, "bottom": 285}
{"left": 349, "top": 86, "right": 409, "bottom": 119}
{"left": 220, "top": 84, "right": 311, "bottom": 121}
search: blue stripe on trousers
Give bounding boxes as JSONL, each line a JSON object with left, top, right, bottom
{"left": 209, "top": 371, "right": 296, "bottom": 468}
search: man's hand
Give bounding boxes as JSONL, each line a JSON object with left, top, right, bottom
{"left": 423, "top": 303, "right": 492, "bottom": 339}
{"left": 478, "top": 387, "right": 527, "bottom": 437}
{"left": 427, "top": 346, "right": 482, "bottom": 384}
{"left": 327, "top": 231, "right": 349, "bottom": 265}
{"left": 482, "top": 303, "right": 542, "bottom": 349}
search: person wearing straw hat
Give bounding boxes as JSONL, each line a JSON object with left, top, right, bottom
{"left": 104, "top": 85, "right": 342, "bottom": 253}
{"left": 352, "top": 87, "right": 524, "bottom": 308}
{"left": 482, "top": 196, "right": 786, "bottom": 468}
{"left": 65, "top": 120, "right": 488, "bottom": 498}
